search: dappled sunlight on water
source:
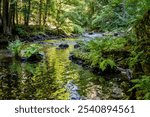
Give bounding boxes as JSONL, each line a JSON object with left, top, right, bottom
{"left": 0, "top": 39, "right": 127, "bottom": 100}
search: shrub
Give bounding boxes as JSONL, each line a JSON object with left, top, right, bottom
{"left": 7, "top": 40, "right": 23, "bottom": 56}
{"left": 20, "top": 44, "right": 42, "bottom": 58}
{"left": 8, "top": 40, "right": 43, "bottom": 62}
{"left": 100, "top": 59, "right": 116, "bottom": 71}
{"left": 129, "top": 75, "right": 150, "bottom": 100}
{"left": 15, "top": 27, "right": 27, "bottom": 36}
{"left": 72, "top": 37, "right": 128, "bottom": 71}
{"left": 72, "top": 24, "right": 84, "bottom": 34}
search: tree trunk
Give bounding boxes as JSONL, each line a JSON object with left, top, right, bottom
{"left": 0, "top": 0, "right": 2, "bottom": 31}
{"left": 43, "top": 0, "right": 49, "bottom": 25}
{"left": 39, "top": 0, "right": 42, "bottom": 26}
{"left": 25, "top": 0, "right": 31, "bottom": 26}
{"left": 19, "top": 0, "right": 22, "bottom": 24}
{"left": 15, "top": 0, "right": 18, "bottom": 25}
{"left": 10, "top": 0, "right": 16, "bottom": 27}
{"left": 23, "top": 0, "right": 31, "bottom": 26}
{"left": 0, "top": 0, "right": 2, "bottom": 15}
{"left": 23, "top": 0, "right": 27, "bottom": 25}
{"left": 3, "top": 0, "right": 11, "bottom": 35}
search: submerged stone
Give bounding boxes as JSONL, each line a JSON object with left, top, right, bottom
{"left": 58, "top": 43, "right": 69, "bottom": 49}
{"left": 74, "top": 44, "right": 80, "bottom": 48}
{"left": 66, "top": 81, "right": 81, "bottom": 100}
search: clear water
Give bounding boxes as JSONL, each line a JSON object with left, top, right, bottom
{"left": 0, "top": 38, "right": 128, "bottom": 100}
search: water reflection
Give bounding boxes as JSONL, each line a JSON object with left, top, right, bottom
{"left": 0, "top": 41, "right": 127, "bottom": 100}
{"left": 0, "top": 46, "right": 73, "bottom": 99}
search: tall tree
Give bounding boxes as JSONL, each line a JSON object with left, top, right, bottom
{"left": 39, "top": 0, "right": 42, "bottom": 26}
{"left": 15, "top": 0, "right": 19, "bottom": 24}
{"left": 43, "top": 0, "right": 50, "bottom": 25}
{"left": 23, "top": 0, "right": 31, "bottom": 26}
{"left": 0, "top": 0, "right": 2, "bottom": 16}
{"left": 3, "top": 0, "right": 11, "bottom": 34}
{"left": 26, "top": 0, "right": 31, "bottom": 25}
{"left": 10, "top": 0, "right": 16, "bottom": 26}
{"left": 0, "top": 0, "right": 2, "bottom": 29}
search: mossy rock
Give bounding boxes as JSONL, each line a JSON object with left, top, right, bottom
{"left": 102, "top": 49, "right": 130, "bottom": 60}
{"left": 135, "top": 90, "right": 145, "bottom": 100}
{"left": 131, "top": 10, "right": 150, "bottom": 77}
{"left": 135, "top": 10, "right": 150, "bottom": 41}
{"left": 141, "top": 62, "right": 150, "bottom": 75}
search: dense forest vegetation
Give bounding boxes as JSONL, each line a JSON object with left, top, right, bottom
{"left": 0, "top": 0, "right": 150, "bottom": 100}
{"left": 0, "top": 0, "right": 148, "bottom": 35}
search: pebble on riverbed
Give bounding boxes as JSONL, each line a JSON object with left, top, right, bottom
{"left": 66, "top": 81, "right": 82, "bottom": 100}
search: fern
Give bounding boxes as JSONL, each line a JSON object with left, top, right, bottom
{"left": 99, "top": 59, "right": 116, "bottom": 71}
{"left": 20, "top": 44, "right": 42, "bottom": 58}
{"left": 129, "top": 51, "right": 144, "bottom": 68}
{"left": 73, "top": 24, "right": 84, "bottom": 34}
{"left": 129, "top": 75, "right": 150, "bottom": 100}
{"left": 7, "top": 40, "right": 23, "bottom": 56}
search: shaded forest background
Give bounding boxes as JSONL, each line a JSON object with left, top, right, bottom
{"left": 0, "top": 0, "right": 149, "bottom": 36}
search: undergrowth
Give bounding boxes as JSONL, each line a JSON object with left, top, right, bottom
{"left": 73, "top": 37, "right": 128, "bottom": 71}
{"left": 8, "top": 40, "right": 43, "bottom": 59}
{"left": 129, "top": 75, "right": 150, "bottom": 100}
{"left": 7, "top": 40, "right": 23, "bottom": 56}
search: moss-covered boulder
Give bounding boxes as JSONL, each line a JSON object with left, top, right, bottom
{"left": 133, "top": 10, "right": 150, "bottom": 75}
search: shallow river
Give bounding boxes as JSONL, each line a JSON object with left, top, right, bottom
{"left": 0, "top": 35, "right": 129, "bottom": 100}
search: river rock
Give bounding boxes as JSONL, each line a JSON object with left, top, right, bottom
{"left": 0, "top": 50, "right": 13, "bottom": 63}
{"left": 111, "top": 84, "right": 124, "bottom": 99}
{"left": 27, "top": 53, "right": 43, "bottom": 63}
{"left": 114, "top": 32, "right": 119, "bottom": 36}
{"left": 20, "top": 50, "right": 44, "bottom": 63}
{"left": 66, "top": 81, "right": 81, "bottom": 100}
{"left": 58, "top": 43, "right": 69, "bottom": 49}
{"left": 83, "top": 32, "right": 103, "bottom": 39}
{"left": 88, "top": 32, "right": 94, "bottom": 35}
{"left": 0, "top": 41, "right": 8, "bottom": 49}
{"left": 116, "top": 67, "right": 132, "bottom": 80}
{"left": 74, "top": 44, "right": 80, "bottom": 48}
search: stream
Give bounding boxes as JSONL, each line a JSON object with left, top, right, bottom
{"left": 0, "top": 33, "right": 129, "bottom": 100}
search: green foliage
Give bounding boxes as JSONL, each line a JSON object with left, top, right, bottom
{"left": 125, "top": 0, "right": 150, "bottom": 24}
{"left": 129, "top": 75, "right": 150, "bottom": 100}
{"left": 91, "top": 6, "right": 115, "bottom": 30}
{"left": 74, "top": 50, "right": 90, "bottom": 60}
{"left": 15, "top": 27, "right": 28, "bottom": 36}
{"left": 20, "top": 44, "right": 42, "bottom": 58}
{"left": 32, "top": 31, "right": 46, "bottom": 36}
{"left": 72, "top": 24, "right": 84, "bottom": 34}
{"left": 100, "top": 59, "right": 116, "bottom": 71}
{"left": 86, "top": 0, "right": 150, "bottom": 31}
{"left": 7, "top": 40, "right": 23, "bottom": 56}
{"left": 66, "top": 4, "right": 89, "bottom": 27}
{"left": 129, "top": 51, "right": 144, "bottom": 68}
{"left": 8, "top": 40, "right": 43, "bottom": 59}
{"left": 73, "top": 37, "right": 128, "bottom": 71}
{"left": 3, "top": 0, "right": 150, "bottom": 35}
{"left": 86, "top": 37, "right": 127, "bottom": 52}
